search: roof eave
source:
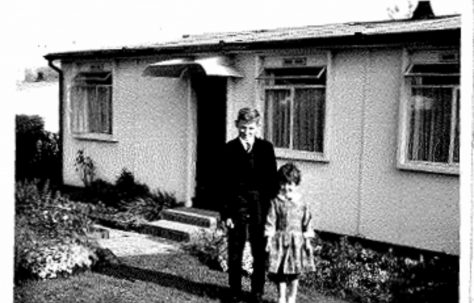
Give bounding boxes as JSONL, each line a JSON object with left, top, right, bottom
{"left": 44, "top": 28, "right": 460, "bottom": 61}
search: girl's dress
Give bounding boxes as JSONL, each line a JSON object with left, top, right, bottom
{"left": 264, "top": 193, "right": 316, "bottom": 275}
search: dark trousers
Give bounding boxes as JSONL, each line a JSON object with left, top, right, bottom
{"left": 227, "top": 193, "right": 267, "bottom": 296}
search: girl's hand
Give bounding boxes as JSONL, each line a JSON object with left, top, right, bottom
{"left": 225, "top": 218, "right": 234, "bottom": 229}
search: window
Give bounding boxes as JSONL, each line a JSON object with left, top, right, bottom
{"left": 400, "top": 62, "right": 459, "bottom": 173}
{"left": 261, "top": 66, "right": 326, "bottom": 156}
{"left": 71, "top": 72, "right": 112, "bottom": 134}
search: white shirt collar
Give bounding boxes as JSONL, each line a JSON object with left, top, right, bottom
{"left": 239, "top": 137, "right": 255, "bottom": 151}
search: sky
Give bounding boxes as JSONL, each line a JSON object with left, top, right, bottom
{"left": 1, "top": 0, "right": 462, "bottom": 132}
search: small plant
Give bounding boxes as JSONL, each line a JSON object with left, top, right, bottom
{"left": 115, "top": 168, "right": 150, "bottom": 202}
{"left": 74, "top": 149, "right": 96, "bottom": 187}
{"left": 182, "top": 225, "right": 253, "bottom": 275}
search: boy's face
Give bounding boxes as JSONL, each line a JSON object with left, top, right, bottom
{"left": 235, "top": 120, "right": 258, "bottom": 142}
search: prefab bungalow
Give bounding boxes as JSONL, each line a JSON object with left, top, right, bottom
{"left": 45, "top": 5, "right": 460, "bottom": 255}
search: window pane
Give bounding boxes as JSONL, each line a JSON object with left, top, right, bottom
{"left": 408, "top": 87, "right": 452, "bottom": 163}
{"left": 87, "top": 87, "right": 100, "bottom": 133}
{"left": 293, "top": 88, "right": 325, "bottom": 152}
{"left": 97, "top": 86, "right": 112, "bottom": 134}
{"left": 71, "top": 86, "right": 87, "bottom": 133}
{"left": 265, "top": 89, "right": 291, "bottom": 148}
{"left": 264, "top": 67, "right": 325, "bottom": 85}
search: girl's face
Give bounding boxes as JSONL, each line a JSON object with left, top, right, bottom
{"left": 280, "top": 181, "right": 297, "bottom": 196}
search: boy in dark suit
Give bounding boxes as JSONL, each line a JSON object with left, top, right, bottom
{"left": 221, "top": 107, "right": 278, "bottom": 303}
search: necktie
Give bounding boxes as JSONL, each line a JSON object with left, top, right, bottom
{"left": 246, "top": 142, "right": 251, "bottom": 152}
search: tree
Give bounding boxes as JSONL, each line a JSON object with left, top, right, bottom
{"left": 387, "top": 0, "right": 416, "bottom": 19}
{"left": 15, "top": 115, "right": 60, "bottom": 183}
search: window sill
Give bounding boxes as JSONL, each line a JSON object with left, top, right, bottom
{"left": 72, "top": 133, "right": 118, "bottom": 143}
{"left": 397, "top": 161, "right": 459, "bottom": 176}
{"left": 275, "top": 148, "right": 329, "bottom": 163}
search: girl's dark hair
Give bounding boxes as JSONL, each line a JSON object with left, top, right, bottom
{"left": 277, "top": 162, "right": 301, "bottom": 186}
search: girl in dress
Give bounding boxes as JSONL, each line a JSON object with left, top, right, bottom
{"left": 264, "top": 163, "right": 316, "bottom": 303}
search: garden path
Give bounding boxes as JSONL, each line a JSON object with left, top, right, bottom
{"left": 93, "top": 225, "right": 351, "bottom": 303}
{"left": 95, "top": 225, "right": 181, "bottom": 257}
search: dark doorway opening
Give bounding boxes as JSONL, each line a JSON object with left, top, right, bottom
{"left": 193, "top": 76, "right": 227, "bottom": 210}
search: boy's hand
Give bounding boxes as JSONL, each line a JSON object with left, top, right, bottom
{"left": 225, "top": 218, "right": 234, "bottom": 229}
{"left": 304, "top": 238, "right": 312, "bottom": 251}
{"left": 265, "top": 237, "right": 272, "bottom": 252}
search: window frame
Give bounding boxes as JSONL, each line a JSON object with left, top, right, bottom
{"left": 397, "top": 50, "right": 459, "bottom": 175}
{"left": 70, "top": 71, "right": 116, "bottom": 142}
{"left": 257, "top": 53, "right": 331, "bottom": 163}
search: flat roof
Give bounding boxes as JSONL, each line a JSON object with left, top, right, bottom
{"left": 45, "top": 14, "right": 460, "bottom": 60}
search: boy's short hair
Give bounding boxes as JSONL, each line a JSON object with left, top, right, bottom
{"left": 277, "top": 162, "right": 301, "bottom": 186}
{"left": 236, "top": 107, "right": 260, "bottom": 124}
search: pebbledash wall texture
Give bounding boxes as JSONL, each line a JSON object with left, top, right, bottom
{"left": 50, "top": 13, "right": 460, "bottom": 255}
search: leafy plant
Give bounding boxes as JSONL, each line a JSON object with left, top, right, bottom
{"left": 182, "top": 225, "right": 253, "bottom": 275}
{"left": 115, "top": 168, "right": 150, "bottom": 202}
{"left": 299, "top": 233, "right": 458, "bottom": 303}
{"left": 74, "top": 149, "right": 96, "bottom": 187}
{"left": 15, "top": 180, "right": 99, "bottom": 281}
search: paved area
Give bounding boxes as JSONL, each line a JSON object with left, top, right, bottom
{"left": 95, "top": 225, "right": 181, "bottom": 257}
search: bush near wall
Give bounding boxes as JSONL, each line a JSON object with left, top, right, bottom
{"left": 15, "top": 115, "right": 60, "bottom": 184}
{"left": 61, "top": 167, "right": 182, "bottom": 230}
{"left": 302, "top": 233, "right": 458, "bottom": 303}
{"left": 182, "top": 227, "right": 458, "bottom": 303}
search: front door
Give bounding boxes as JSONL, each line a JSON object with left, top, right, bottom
{"left": 193, "top": 76, "right": 227, "bottom": 210}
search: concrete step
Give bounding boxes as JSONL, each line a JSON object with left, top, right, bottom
{"left": 140, "top": 219, "right": 210, "bottom": 242}
{"left": 160, "top": 207, "right": 220, "bottom": 228}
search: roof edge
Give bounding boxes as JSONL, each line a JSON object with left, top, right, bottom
{"left": 44, "top": 25, "right": 460, "bottom": 61}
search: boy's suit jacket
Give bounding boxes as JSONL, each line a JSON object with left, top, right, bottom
{"left": 220, "top": 137, "right": 277, "bottom": 225}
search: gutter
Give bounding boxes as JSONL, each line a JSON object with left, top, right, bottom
{"left": 46, "top": 59, "right": 64, "bottom": 185}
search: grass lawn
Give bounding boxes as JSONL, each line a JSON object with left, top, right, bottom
{"left": 14, "top": 252, "right": 349, "bottom": 303}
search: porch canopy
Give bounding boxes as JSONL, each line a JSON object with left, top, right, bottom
{"left": 143, "top": 56, "right": 243, "bottom": 78}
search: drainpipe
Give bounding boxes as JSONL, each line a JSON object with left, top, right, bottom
{"left": 46, "top": 59, "right": 64, "bottom": 185}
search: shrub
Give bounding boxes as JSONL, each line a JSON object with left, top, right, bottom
{"left": 115, "top": 168, "right": 151, "bottom": 202}
{"left": 74, "top": 150, "right": 96, "bottom": 187}
{"left": 122, "top": 189, "right": 181, "bottom": 221}
{"left": 15, "top": 115, "right": 60, "bottom": 183}
{"left": 299, "top": 233, "right": 458, "bottom": 303}
{"left": 19, "top": 240, "right": 96, "bottom": 280}
{"left": 88, "top": 179, "right": 120, "bottom": 205}
{"left": 182, "top": 225, "right": 253, "bottom": 275}
{"left": 15, "top": 180, "right": 98, "bottom": 281}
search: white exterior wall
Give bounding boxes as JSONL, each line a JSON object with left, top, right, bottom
{"left": 62, "top": 58, "right": 192, "bottom": 203}
{"left": 60, "top": 45, "right": 459, "bottom": 254}
{"left": 227, "top": 48, "right": 459, "bottom": 254}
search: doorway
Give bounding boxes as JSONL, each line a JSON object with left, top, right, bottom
{"left": 193, "top": 76, "right": 227, "bottom": 210}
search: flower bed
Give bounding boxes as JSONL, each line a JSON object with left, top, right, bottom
{"left": 181, "top": 225, "right": 458, "bottom": 303}
{"left": 15, "top": 181, "right": 99, "bottom": 282}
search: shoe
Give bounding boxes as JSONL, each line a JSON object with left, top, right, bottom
{"left": 228, "top": 293, "right": 244, "bottom": 303}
